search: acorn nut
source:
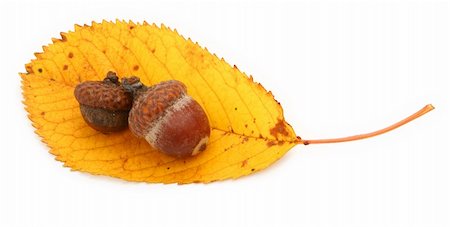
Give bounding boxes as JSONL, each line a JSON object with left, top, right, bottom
{"left": 74, "top": 72, "right": 134, "bottom": 133}
{"left": 128, "top": 80, "right": 211, "bottom": 158}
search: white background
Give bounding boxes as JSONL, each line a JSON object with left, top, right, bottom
{"left": 1, "top": 0, "right": 449, "bottom": 226}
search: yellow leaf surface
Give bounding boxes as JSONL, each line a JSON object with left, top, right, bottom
{"left": 21, "top": 20, "right": 300, "bottom": 184}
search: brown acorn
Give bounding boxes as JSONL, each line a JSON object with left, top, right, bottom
{"left": 74, "top": 72, "right": 134, "bottom": 133}
{"left": 128, "top": 80, "right": 211, "bottom": 158}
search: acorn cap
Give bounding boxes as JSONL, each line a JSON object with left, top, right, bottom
{"left": 74, "top": 81, "right": 133, "bottom": 111}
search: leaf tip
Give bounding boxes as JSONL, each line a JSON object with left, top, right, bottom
{"left": 60, "top": 32, "right": 68, "bottom": 42}
{"left": 34, "top": 52, "right": 43, "bottom": 59}
{"left": 74, "top": 23, "right": 83, "bottom": 31}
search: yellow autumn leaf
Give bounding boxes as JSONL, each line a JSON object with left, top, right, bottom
{"left": 21, "top": 20, "right": 300, "bottom": 184}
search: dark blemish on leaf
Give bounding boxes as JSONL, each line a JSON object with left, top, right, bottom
{"left": 251, "top": 168, "right": 255, "bottom": 172}
{"left": 63, "top": 65, "right": 68, "bottom": 70}
{"left": 303, "top": 141, "right": 310, "bottom": 145}
{"left": 129, "top": 26, "right": 135, "bottom": 30}
{"left": 38, "top": 68, "right": 43, "bottom": 73}
{"left": 267, "top": 141, "right": 277, "bottom": 147}
{"left": 167, "top": 167, "right": 170, "bottom": 170}
{"left": 270, "top": 119, "right": 289, "bottom": 137}
{"left": 245, "top": 124, "right": 248, "bottom": 128}
{"left": 151, "top": 48, "right": 155, "bottom": 53}
{"left": 251, "top": 130, "right": 254, "bottom": 134}
{"left": 40, "top": 112, "right": 45, "bottom": 116}
{"left": 241, "top": 159, "right": 248, "bottom": 167}
{"left": 253, "top": 118, "right": 256, "bottom": 123}
{"left": 224, "top": 144, "right": 234, "bottom": 152}
{"left": 234, "top": 107, "right": 237, "bottom": 111}
{"left": 133, "top": 65, "right": 139, "bottom": 71}
{"left": 50, "top": 78, "right": 55, "bottom": 81}
{"left": 25, "top": 65, "right": 33, "bottom": 74}
{"left": 68, "top": 52, "right": 74, "bottom": 58}
{"left": 102, "top": 50, "right": 106, "bottom": 54}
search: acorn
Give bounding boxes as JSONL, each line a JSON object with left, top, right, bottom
{"left": 127, "top": 80, "right": 211, "bottom": 158}
{"left": 74, "top": 72, "right": 134, "bottom": 133}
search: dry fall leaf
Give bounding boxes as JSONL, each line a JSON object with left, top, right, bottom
{"left": 21, "top": 20, "right": 300, "bottom": 183}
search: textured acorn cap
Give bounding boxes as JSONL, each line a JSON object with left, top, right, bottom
{"left": 74, "top": 81, "right": 133, "bottom": 111}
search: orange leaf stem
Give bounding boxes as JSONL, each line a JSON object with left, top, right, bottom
{"left": 301, "top": 104, "right": 434, "bottom": 145}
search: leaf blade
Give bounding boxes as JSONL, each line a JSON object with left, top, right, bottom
{"left": 22, "top": 21, "right": 299, "bottom": 183}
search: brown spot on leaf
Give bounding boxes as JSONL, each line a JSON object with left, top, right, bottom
{"left": 63, "top": 65, "right": 68, "bottom": 70}
{"left": 270, "top": 119, "right": 289, "bottom": 138}
{"left": 25, "top": 65, "right": 33, "bottom": 74}
{"left": 241, "top": 159, "right": 248, "bottom": 167}
{"left": 133, "top": 65, "right": 139, "bottom": 71}
{"left": 68, "top": 52, "right": 74, "bottom": 58}
{"left": 40, "top": 112, "right": 45, "bottom": 116}
{"left": 38, "top": 68, "right": 43, "bottom": 73}
{"left": 267, "top": 141, "right": 277, "bottom": 147}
